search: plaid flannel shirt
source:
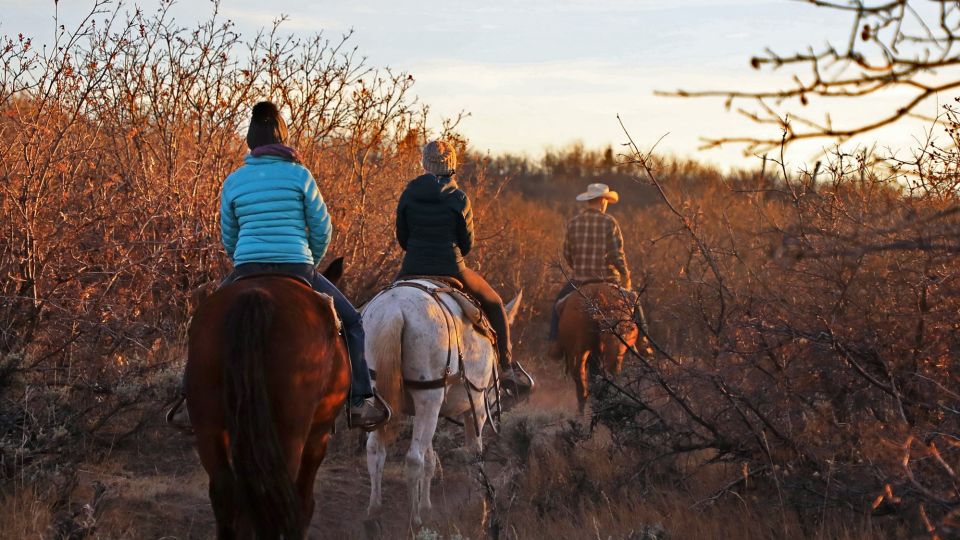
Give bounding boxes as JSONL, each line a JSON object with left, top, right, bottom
{"left": 563, "top": 208, "right": 631, "bottom": 287}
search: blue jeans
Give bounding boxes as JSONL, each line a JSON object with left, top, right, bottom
{"left": 548, "top": 281, "right": 579, "bottom": 341}
{"left": 225, "top": 262, "right": 373, "bottom": 405}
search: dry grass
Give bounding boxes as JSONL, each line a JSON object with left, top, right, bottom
{"left": 484, "top": 401, "right": 904, "bottom": 540}
{"left": 0, "top": 486, "right": 53, "bottom": 540}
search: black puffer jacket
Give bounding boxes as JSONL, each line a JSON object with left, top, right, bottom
{"left": 396, "top": 174, "right": 474, "bottom": 277}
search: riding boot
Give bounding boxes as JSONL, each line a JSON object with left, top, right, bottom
{"left": 548, "top": 307, "right": 561, "bottom": 342}
{"left": 341, "top": 318, "right": 391, "bottom": 430}
{"left": 481, "top": 301, "right": 512, "bottom": 369}
{"left": 548, "top": 283, "right": 573, "bottom": 359}
{"left": 547, "top": 307, "right": 564, "bottom": 359}
{"left": 549, "top": 282, "right": 577, "bottom": 342}
{"left": 485, "top": 303, "right": 534, "bottom": 395}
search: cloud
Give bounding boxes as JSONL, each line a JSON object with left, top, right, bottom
{"left": 409, "top": 58, "right": 783, "bottom": 96}
{"left": 460, "top": 0, "right": 777, "bottom": 14}
{"left": 407, "top": 58, "right": 945, "bottom": 170}
{"left": 220, "top": 8, "right": 342, "bottom": 32}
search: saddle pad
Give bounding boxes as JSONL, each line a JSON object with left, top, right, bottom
{"left": 234, "top": 273, "right": 341, "bottom": 331}
{"left": 398, "top": 279, "right": 496, "bottom": 340}
{"left": 319, "top": 292, "right": 342, "bottom": 332}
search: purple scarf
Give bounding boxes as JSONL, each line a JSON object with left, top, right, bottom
{"left": 251, "top": 143, "right": 301, "bottom": 163}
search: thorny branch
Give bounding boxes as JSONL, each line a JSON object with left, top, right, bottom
{"left": 662, "top": 1, "right": 960, "bottom": 154}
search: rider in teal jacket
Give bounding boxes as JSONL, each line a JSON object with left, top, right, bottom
{"left": 217, "top": 101, "right": 388, "bottom": 430}
{"left": 220, "top": 154, "right": 331, "bottom": 266}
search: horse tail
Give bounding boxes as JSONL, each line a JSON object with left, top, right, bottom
{"left": 223, "top": 288, "right": 302, "bottom": 539}
{"left": 369, "top": 304, "right": 404, "bottom": 445}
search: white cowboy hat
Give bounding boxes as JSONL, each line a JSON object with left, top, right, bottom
{"left": 576, "top": 183, "right": 619, "bottom": 203}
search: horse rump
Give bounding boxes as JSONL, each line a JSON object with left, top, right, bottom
{"left": 223, "top": 288, "right": 302, "bottom": 539}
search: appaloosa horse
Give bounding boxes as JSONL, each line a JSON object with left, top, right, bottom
{"left": 556, "top": 281, "right": 641, "bottom": 412}
{"left": 185, "top": 260, "right": 350, "bottom": 539}
{"left": 362, "top": 279, "right": 523, "bottom": 528}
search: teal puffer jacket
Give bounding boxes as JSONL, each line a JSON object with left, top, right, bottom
{"left": 220, "top": 155, "right": 331, "bottom": 266}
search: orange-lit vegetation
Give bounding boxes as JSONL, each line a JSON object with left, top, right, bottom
{"left": 3, "top": 2, "right": 960, "bottom": 539}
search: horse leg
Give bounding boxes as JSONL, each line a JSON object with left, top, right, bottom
{"left": 462, "top": 391, "right": 489, "bottom": 456}
{"left": 420, "top": 444, "right": 438, "bottom": 516}
{"left": 194, "top": 426, "right": 238, "bottom": 539}
{"left": 614, "top": 352, "right": 626, "bottom": 377}
{"left": 576, "top": 350, "right": 590, "bottom": 414}
{"left": 209, "top": 465, "right": 238, "bottom": 540}
{"left": 407, "top": 392, "right": 442, "bottom": 528}
{"left": 296, "top": 428, "right": 331, "bottom": 532}
{"left": 366, "top": 430, "right": 387, "bottom": 518}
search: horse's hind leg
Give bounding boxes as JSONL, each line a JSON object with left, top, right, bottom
{"left": 366, "top": 430, "right": 387, "bottom": 518}
{"left": 407, "top": 393, "right": 442, "bottom": 528}
{"left": 196, "top": 427, "right": 239, "bottom": 539}
{"left": 574, "top": 350, "right": 590, "bottom": 414}
{"left": 209, "top": 465, "right": 238, "bottom": 540}
{"left": 420, "top": 445, "right": 438, "bottom": 515}
{"left": 296, "top": 429, "right": 331, "bottom": 532}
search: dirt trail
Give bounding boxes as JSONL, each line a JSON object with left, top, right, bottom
{"left": 78, "top": 367, "right": 577, "bottom": 539}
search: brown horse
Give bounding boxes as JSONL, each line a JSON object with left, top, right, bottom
{"left": 556, "top": 282, "right": 640, "bottom": 412}
{"left": 185, "top": 260, "right": 350, "bottom": 539}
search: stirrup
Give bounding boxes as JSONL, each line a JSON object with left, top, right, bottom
{"left": 514, "top": 361, "right": 536, "bottom": 392}
{"left": 500, "top": 361, "right": 535, "bottom": 396}
{"left": 347, "top": 391, "right": 393, "bottom": 432}
{"left": 165, "top": 395, "right": 193, "bottom": 433}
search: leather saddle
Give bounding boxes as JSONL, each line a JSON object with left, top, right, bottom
{"left": 234, "top": 271, "right": 313, "bottom": 289}
{"left": 556, "top": 280, "right": 637, "bottom": 319}
{"left": 395, "top": 277, "right": 496, "bottom": 341}
{"left": 233, "top": 272, "right": 341, "bottom": 330}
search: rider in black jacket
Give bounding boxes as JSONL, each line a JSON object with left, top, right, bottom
{"left": 395, "top": 141, "right": 518, "bottom": 379}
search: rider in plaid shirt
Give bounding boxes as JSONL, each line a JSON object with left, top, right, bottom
{"left": 549, "top": 183, "right": 631, "bottom": 345}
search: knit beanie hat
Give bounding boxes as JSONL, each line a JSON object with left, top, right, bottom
{"left": 422, "top": 140, "right": 457, "bottom": 176}
{"left": 246, "top": 101, "right": 288, "bottom": 150}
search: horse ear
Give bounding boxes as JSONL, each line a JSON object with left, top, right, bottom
{"left": 321, "top": 257, "right": 345, "bottom": 285}
{"left": 505, "top": 290, "right": 523, "bottom": 325}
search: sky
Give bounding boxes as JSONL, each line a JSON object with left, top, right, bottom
{"left": 1, "top": 0, "right": 953, "bottom": 170}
